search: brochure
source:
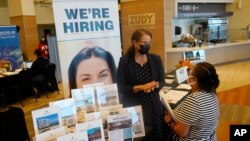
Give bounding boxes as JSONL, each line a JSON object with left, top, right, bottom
{"left": 57, "top": 131, "right": 88, "bottom": 141}
{"left": 31, "top": 106, "right": 62, "bottom": 135}
{"left": 71, "top": 87, "right": 96, "bottom": 123}
{"left": 176, "top": 84, "right": 192, "bottom": 90}
{"left": 160, "top": 96, "right": 178, "bottom": 122}
{"left": 162, "top": 90, "right": 189, "bottom": 104}
{"left": 82, "top": 82, "right": 104, "bottom": 109}
{"left": 49, "top": 98, "right": 77, "bottom": 133}
{"left": 165, "top": 78, "right": 175, "bottom": 84}
{"left": 35, "top": 127, "right": 66, "bottom": 141}
{"left": 119, "top": 106, "right": 145, "bottom": 138}
{"left": 107, "top": 113, "right": 133, "bottom": 141}
{"left": 76, "top": 119, "right": 105, "bottom": 141}
{"left": 98, "top": 104, "right": 123, "bottom": 115}
{"left": 95, "top": 83, "right": 120, "bottom": 107}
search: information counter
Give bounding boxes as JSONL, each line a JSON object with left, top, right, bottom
{"left": 166, "top": 40, "right": 250, "bottom": 72}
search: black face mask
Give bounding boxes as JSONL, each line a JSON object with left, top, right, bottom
{"left": 139, "top": 44, "right": 150, "bottom": 54}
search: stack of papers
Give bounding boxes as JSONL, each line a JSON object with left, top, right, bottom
{"left": 165, "top": 79, "right": 175, "bottom": 84}
{"left": 176, "top": 84, "right": 192, "bottom": 90}
{"left": 161, "top": 90, "right": 189, "bottom": 104}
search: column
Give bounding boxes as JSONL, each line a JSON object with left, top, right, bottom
{"left": 7, "top": 0, "right": 39, "bottom": 61}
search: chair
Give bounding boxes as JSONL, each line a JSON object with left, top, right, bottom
{"left": 1, "top": 74, "right": 24, "bottom": 107}
{"left": 1, "top": 70, "right": 38, "bottom": 107}
{"left": 18, "top": 69, "right": 38, "bottom": 103}
{"left": 40, "top": 63, "right": 60, "bottom": 98}
{"left": 0, "top": 106, "right": 30, "bottom": 141}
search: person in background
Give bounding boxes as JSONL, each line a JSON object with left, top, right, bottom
{"left": 38, "top": 36, "right": 49, "bottom": 59}
{"left": 117, "top": 28, "right": 166, "bottom": 141}
{"left": 68, "top": 46, "right": 117, "bottom": 95}
{"left": 164, "top": 62, "right": 220, "bottom": 141}
{"left": 31, "top": 49, "right": 50, "bottom": 95}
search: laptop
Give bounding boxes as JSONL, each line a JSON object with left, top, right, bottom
{"left": 25, "top": 61, "right": 33, "bottom": 69}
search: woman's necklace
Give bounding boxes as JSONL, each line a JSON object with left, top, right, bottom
{"left": 136, "top": 55, "right": 147, "bottom": 67}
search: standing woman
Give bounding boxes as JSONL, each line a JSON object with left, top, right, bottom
{"left": 117, "top": 29, "right": 166, "bottom": 140}
{"left": 164, "top": 62, "right": 220, "bottom": 141}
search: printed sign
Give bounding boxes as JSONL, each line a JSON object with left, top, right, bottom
{"left": 52, "top": 0, "right": 122, "bottom": 98}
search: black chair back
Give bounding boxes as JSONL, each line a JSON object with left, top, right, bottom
{"left": 0, "top": 107, "right": 30, "bottom": 141}
{"left": 45, "top": 63, "right": 59, "bottom": 91}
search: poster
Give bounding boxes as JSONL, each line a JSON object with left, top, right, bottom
{"left": 52, "top": 0, "right": 122, "bottom": 98}
{"left": 0, "top": 25, "right": 23, "bottom": 70}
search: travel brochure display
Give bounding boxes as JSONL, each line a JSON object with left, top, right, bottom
{"left": 31, "top": 83, "right": 146, "bottom": 140}
{"left": 107, "top": 113, "right": 133, "bottom": 141}
{"left": 119, "top": 106, "right": 145, "bottom": 138}
{"left": 35, "top": 127, "right": 66, "bottom": 141}
{"left": 76, "top": 119, "right": 105, "bottom": 141}
{"left": 71, "top": 87, "right": 96, "bottom": 123}
{"left": 32, "top": 106, "right": 62, "bottom": 135}
{"left": 49, "top": 98, "right": 78, "bottom": 133}
{"left": 57, "top": 131, "right": 88, "bottom": 141}
{"left": 96, "top": 83, "right": 120, "bottom": 107}
{"left": 99, "top": 104, "right": 123, "bottom": 115}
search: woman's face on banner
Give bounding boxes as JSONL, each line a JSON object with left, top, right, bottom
{"left": 75, "top": 56, "right": 113, "bottom": 87}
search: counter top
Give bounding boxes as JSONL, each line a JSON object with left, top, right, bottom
{"left": 166, "top": 40, "right": 250, "bottom": 53}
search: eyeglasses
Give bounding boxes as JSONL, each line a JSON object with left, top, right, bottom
{"left": 138, "top": 41, "right": 152, "bottom": 45}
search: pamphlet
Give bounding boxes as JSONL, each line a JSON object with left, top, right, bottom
{"left": 176, "top": 84, "right": 192, "bottom": 90}
{"left": 71, "top": 87, "right": 96, "bottom": 123}
{"left": 82, "top": 82, "right": 104, "bottom": 108}
{"left": 165, "top": 78, "right": 175, "bottom": 84}
{"left": 76, "top": 119, "right": 105, "bottom": 141}
{"left": 98, "top": 104, "right": 123, "bottom": 114}
{"left": 107, "top": 113, "right": 133, "bottom": 141}
{"left": 31, "top": 106, "right": 62, "bottom": 135}
{"left": 95, "top": 83, "right": 120, "bottom": 107}
{"left": 166, "top": 74, "right": 175, "bottom": 78}
{"left": 57, "top": 131, "right": 88, "bottom": 141}
{"left": 35, "top": 127, "right": 66, "bottom": 141}
{"left": 162, "top": 90, "right": 189, "bottom": 104}
{"left": 119, "top": 106, "right": 145, "bottom": 138}
{"left": 160, "top": 97, "right": 177, "bottom": 122}
{"left": 49, "top": 98, "right": 77, "bottom": 133}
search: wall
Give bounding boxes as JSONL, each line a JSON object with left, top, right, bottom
{"left": 172, "top": 19, "right": 195, "bottom": 42}
{"left": 0, "top": 8, "right": 10, "bottom": 25}
{"left": 35, "top": 6, "right": 55, "bottom": 24}
{"left": 227, "top": 0, "right": 250, "bottom": 40}
{"left": 120, "top": 0, "right": 166, "bottom": 70}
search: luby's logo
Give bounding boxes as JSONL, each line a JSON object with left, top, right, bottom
{"left": 230, "top": 125, "right": 250, "bottom": 141}
{"left": 128, "top": 13, "right": 155, "bottom": 26}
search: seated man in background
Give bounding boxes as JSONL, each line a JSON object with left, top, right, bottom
{"left": 31, "top": 49, "right": 50, "bottom": 96}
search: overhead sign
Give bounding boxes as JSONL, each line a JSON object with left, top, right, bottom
{"left": 177, "top": 3, "right": 233, "bottom": 18}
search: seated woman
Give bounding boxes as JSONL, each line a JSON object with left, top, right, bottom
{"left": 31, "top": 49, "right": 50, "bottom": 95}
{"left": 164, "top": 62, "right": 220, "bottom": 141}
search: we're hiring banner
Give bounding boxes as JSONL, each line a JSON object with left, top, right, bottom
{"left": 0, "top": 25, "right": 23, "bottom": 70}
{"left": 52, "top": 0, "right": 121, "bottom": 98}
